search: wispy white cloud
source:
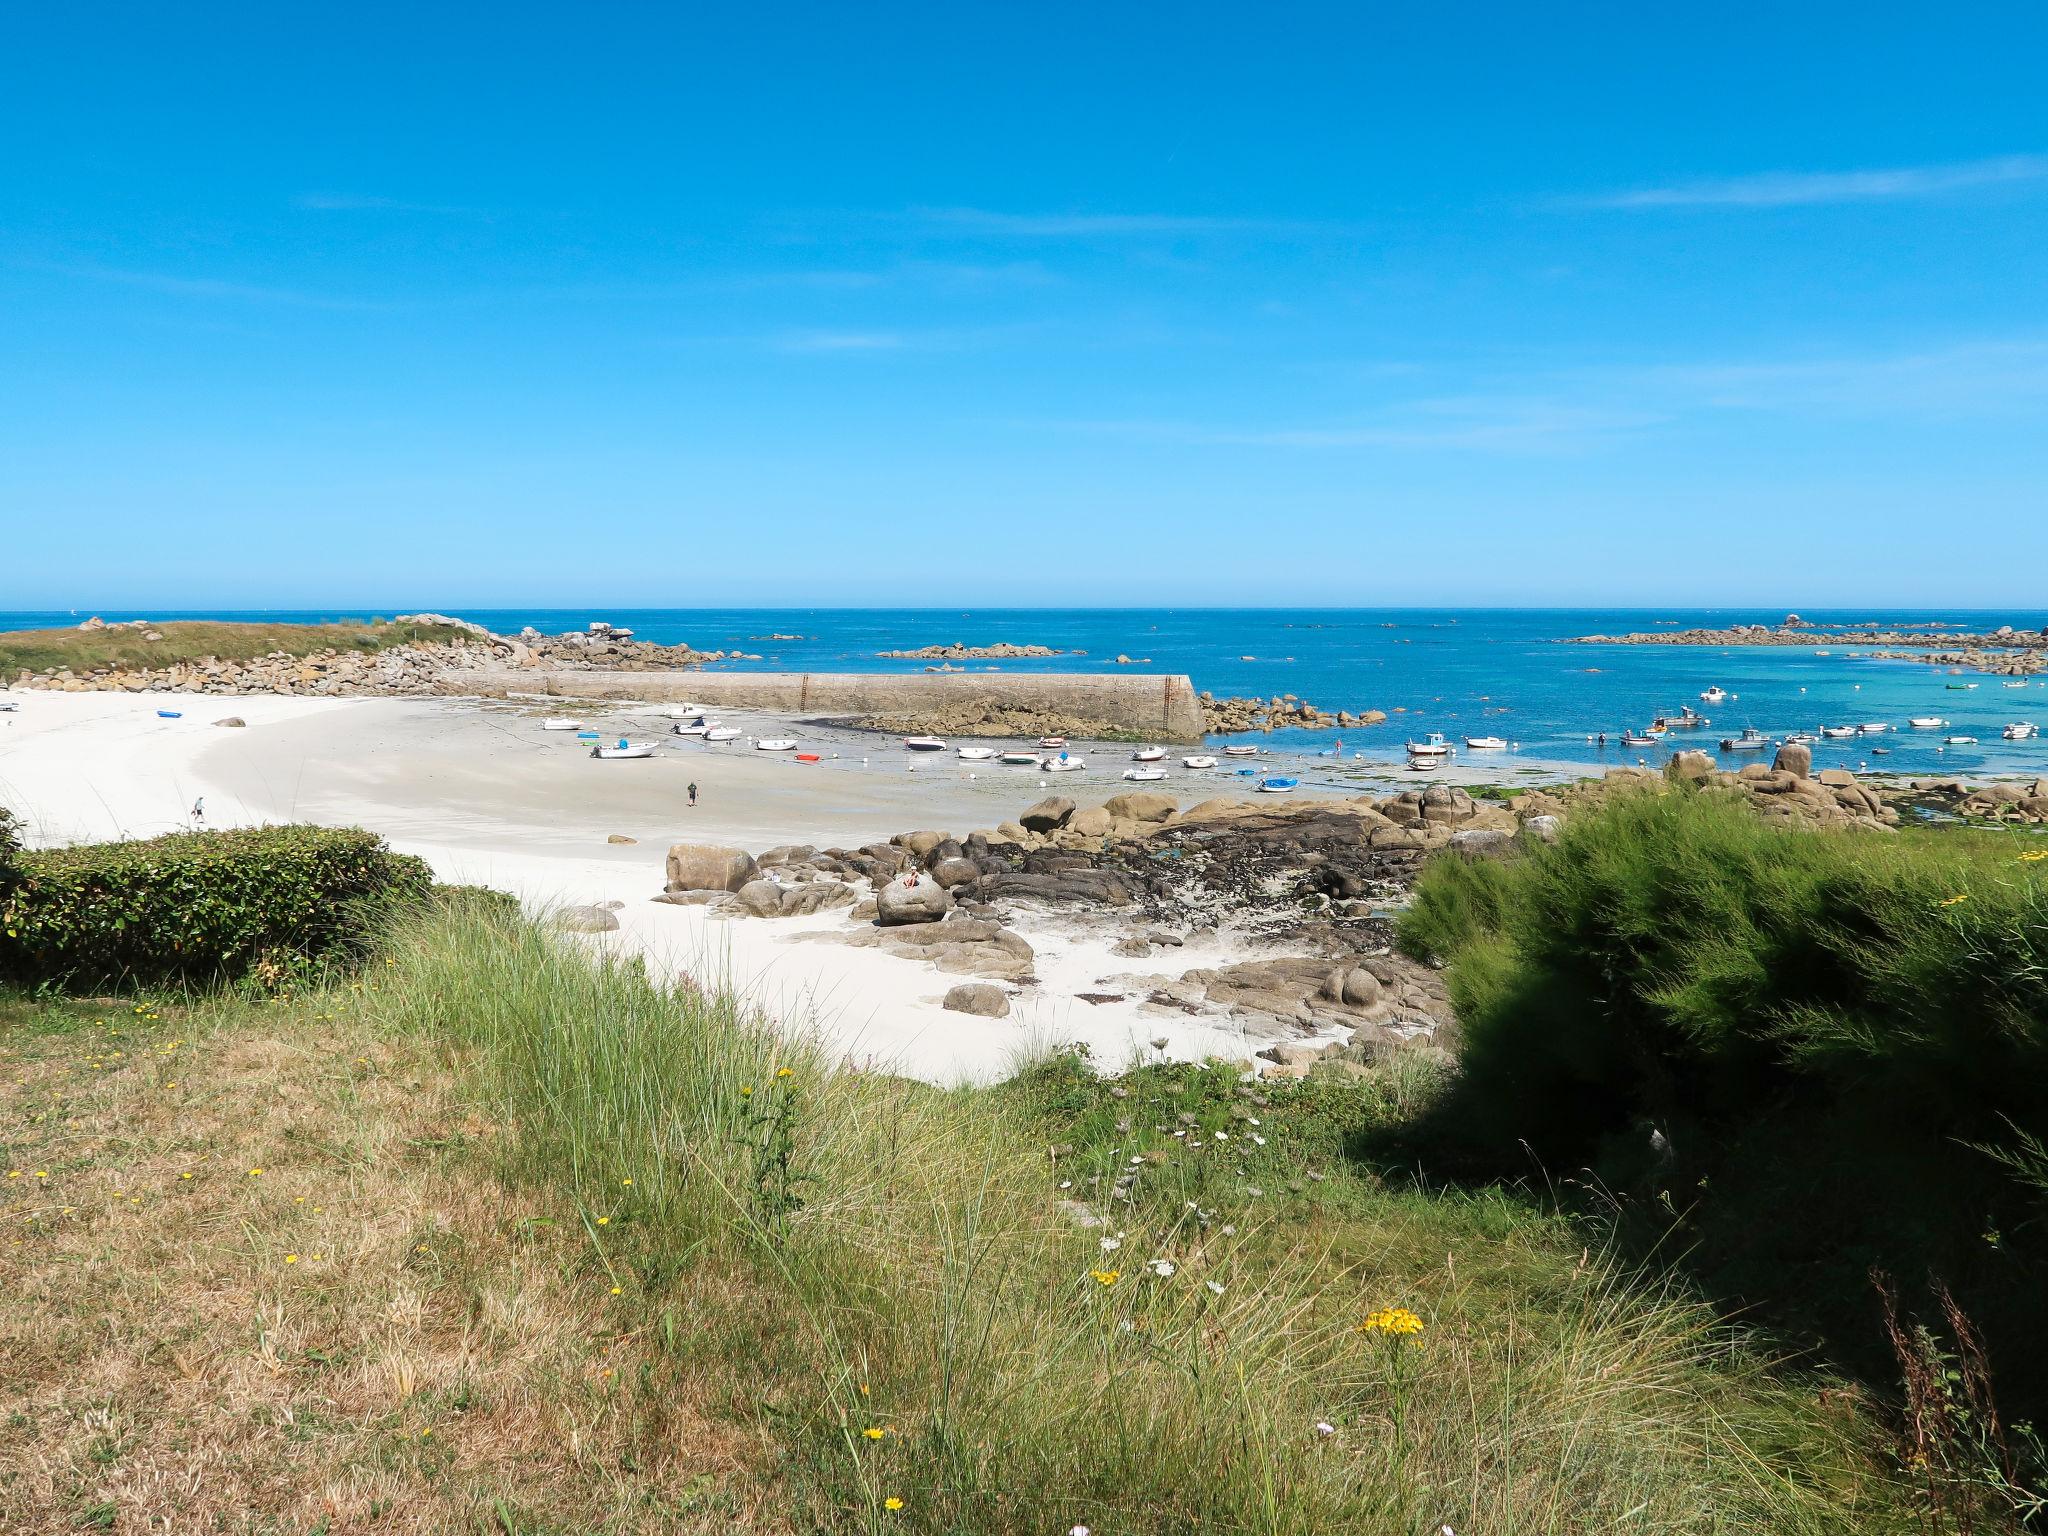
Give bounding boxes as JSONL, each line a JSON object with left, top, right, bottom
{"left": 15, "top": 257, "right": 382, "bottom": 310}
{"left": 294, "top": 191, "right": 486, "bottom": 217}
{"left": 770, "top": 329, "right": 910, "bottom": 353}
{"left": 1580, "top": 153, "right": 2048, "bottom": 209}
{"left": 912, "top": 205, "right": 1305, "bottom": 237}
{"left": 1051, "top": 336, "right": 2048, "bottom": 454}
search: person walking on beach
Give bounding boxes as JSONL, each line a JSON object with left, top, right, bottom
{"left": 687, "top": 781, "right": 698, "bottom": 807}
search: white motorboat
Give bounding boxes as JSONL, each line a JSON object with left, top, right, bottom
{"left": 956, "top": 746, "right": 996, "bottom": 761}
{"left": 541, "top": 718, "right": 585, "bottom": 731}
{"left": 1405, "top": 732, "right": 1453, "bottom": 757}
{"left": 1131, "top": 746, "right": 1166, "bottom": 762}
{"left": 1719, "top": 727, "right": 1772, "bottom": 752}
{"left": 1182, "top": 755, "right": 1217, "bottom": 769}
{"left": 1821, "top": 725, "right": 1858, "bottom": 739}
{"left": 2004, "top": 722, "right": 2038, "bottom": 740}
{"left": 999, "top": 750, "right": 1039, "bottom": 765}
{"left": 1783, "top": 732, "right": 1818, "bottom": 745}
{"left": 1222, "top": 744, "right": 1260, "bottom": 757}
{"left": 1700, "top": 687, "right": 1728, "bottom": 704}
{"left": 1908, "top": 717, "right": 1949, "bottom": 729}
{"left": 1858, "top": 722, "right": 1890, "bottom": 734}
{"left": 671, "top": 720, "right": 710, "bottom": 736}
{"left": 2005, "top": 681, "right": 2033, "bottom": 689}
{"left": 904, "top": 736, "right": 947, "bottom": 752}
{"left": 704, "top": 727, "right": 740, "bottom": 742}
{"left": 0, "top": 701, "right": 15, "bottom": 713}
{"left": 663, "top": 705, "right": 706, "bottom": 719}
{"left": 1037, "top": 736, "right": 1069, "bottom": 750}
{"left": 757, "top": 738, "right": 798, "bottom": 752}
{"left": 1040, "top": 754, "right": 1086, "bottom": 772}
{"left": 1464, "top": 735, "right": 1508, "bottom": 750}
{"left": 1620, "top": 731, "right": 1661, "bottom": 748}
{"left": 1122, "top": 767, "right": 1168, "bottom": 782}
{"left": 1946, "top": 735, "right": 1979, "bottom": 746}
{"left": 1658, "top": 707, "right": 1710, "bottom": 730}
{"left": 591, "top": 740, "right": 658, "bottom": 760}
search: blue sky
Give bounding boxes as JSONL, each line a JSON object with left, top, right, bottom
{"left": 4, "top": 3, "right": 2045, "bottom": 608}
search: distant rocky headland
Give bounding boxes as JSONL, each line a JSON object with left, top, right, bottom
{"left": 1570, "top": 618, "right": 2048, "bottom": 675}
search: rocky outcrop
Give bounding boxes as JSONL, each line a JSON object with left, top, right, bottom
{"left": 553, "top": 905, "right": 621, "bottom": 933}
{"left": 833, "top": 911, "right": 1035, "bottom": 979}
{"left": 15, "top": 619, "right": 715, "bottom": 698}
{"left": 942, "top": 982, "right": 1011, "bottom": 1017}
{"left": 1906, "top": 777, "right": 2048, "bottom": 825}
{"left": 665, "top": 844, "right": 758, "bottom": 893}
{"left": 877, "top": 875, "right": 954, "bottom": 926}
{"left": 876, "top": 642, "right": 1075, "bottom": 660}
{"left": 1200, "top": 693, "right": 1388, "bottom": 734}
{"left": 1020, "top": 797, "right": 1076, "bottom": 832}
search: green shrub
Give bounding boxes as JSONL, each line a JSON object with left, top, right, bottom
{"left": 1392, "top": 785, "right": 2048, "bottom": 1420}
{"left": 0, "top": 824, "right": 432, "bottom": 991}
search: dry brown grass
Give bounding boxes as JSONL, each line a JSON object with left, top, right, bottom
{"left": 0, "top": 618, "right": 473, "bottom": 676}
{"left": 0, "top": 987, "right": 790, "bottom": 1534}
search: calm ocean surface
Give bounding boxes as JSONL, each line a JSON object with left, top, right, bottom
{"left": 8, "top": 607, "right": 2048, "bottom": 777}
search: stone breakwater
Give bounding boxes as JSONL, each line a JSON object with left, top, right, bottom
{"left": 479, "top": 669, "right": 1210, "bottom": 742}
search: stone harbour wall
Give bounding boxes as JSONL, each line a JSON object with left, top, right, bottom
{"left": 462, "top": 669, "right": 1210, "bottom": 742}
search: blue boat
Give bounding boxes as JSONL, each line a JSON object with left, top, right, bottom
{"left": 156, "top": 709, "right": 182, "bottom": 719}
{"left": 1235, "top": 766, "right": 1259, "bottom": 776}
{"left": 1257, "top": 777, "right": 1299, "bottom": 794}
{"left": 576, "top": 730, "right": 600, "bottom": 740}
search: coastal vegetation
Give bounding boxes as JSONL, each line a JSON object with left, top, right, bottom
{"left": 0, "top": 617, "right": 475, "bottom": 676}
{"left": 0, "top": 873, "right": 1941, "bottom": 1531}
{"left": 0, "top": 824, "right": 431, "bottom": 991}
{"left": 1396, "top": 784, "right": 2048, "bottom": 1502}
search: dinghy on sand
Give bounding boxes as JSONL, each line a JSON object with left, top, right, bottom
{"left": 591, "top": 739, "right": 657, "bottom": 759}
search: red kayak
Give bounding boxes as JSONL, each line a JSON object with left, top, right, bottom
{"left": 794, "top": 752, "right": 822, "bottom": 763}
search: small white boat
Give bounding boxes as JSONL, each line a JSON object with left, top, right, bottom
{"left": 904, "top": 736, "right": 947, "bottom": 753}
{"left": 956, "top": 746, "right": 996, "bottom": 761}
{"left": 1182, "top": 755, "right": 1217, "bottom": 769}
{"left": 2004, "top": 722, "right": 2038, "bottom": 740}
{"left": 1222, "top": 744, "right": 1261, "bottom": 757}
{"left": 541, "top": 718, "right": 586, "bottom": 732}
{"left": 1908, "top": 717, "right": 1949, "bottom": 729}
{"left": 1946, "top": 735, "right": 1979, "bottom": 746}
{"left": 757, "top": 738, "right": 798, "bottom": 752}
{"left": 1041, "top": 755, "right": 1086, "bottom": 773}
{"left": 1122, "top": 767, "right": 1168, "bottom": 782}
{"left": 663, "top": 705, "right": 706, "bottom": 719}
{"left": 1783, "top": 732, "right": 1818, "bottom": 745}
{"left": 1405, "top": 732, "right": 1453, "bottom": 757}
{"left": 1131, "top": 746, "right": 1166, "bottom": 762}
{"left": 1700, "top": 687, "right": 1728, "bottom": 704}
{"left": 1858, "top": 722, "right": 1890, "bottom": 734}
{"left": 671, "top": 721, "right": 710, "bottom": 736}
{"left": 1464, "top": 735, "right": 1508, "bottom": 750}
{"left": 0, "top": 701, "right": 15, "bottom": 713}
{"left": 704, "top": 727, "right": 740, "bottom": 742}
{"left": 1037, "top": 736, "right": 1069, "bottom": 750}
{"left": 591, "top": 740, "right": 658, "bottom": 760}
{"left": 1719, "top": 727, "right": 1772, "bottom": 752}
{"left": 2005, "top": 681, "right": 2033, "bottom": 689}
{"left": 1821, "top": 725, "right": 1858, "bottom": 739}
{"left": 1620, "top": 731, "right": 1661, "bottom": 748}
{"left": 1257, "top": 777, "right": 1299, "bottom": 794}
{"left": 999, "top": 750, "right": 1039, "bottom": 765}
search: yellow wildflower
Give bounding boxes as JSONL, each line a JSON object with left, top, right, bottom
{"left": 1090, "top": 1268, "right": 1121, "bottom": 1286}
{"left": 862, "top": 1426, "right": 888, "bottom": 1440}
{"left": 1939, "top": 892, "right": 1971, "bottom": 908}
{"left": 884, "top": 1496, "right": 904, "bottom": 1511}
{"left": 776, "top": 1066, "right": 794, "bottom": 1079}
{"left": 1357, "top": 1306, "right": 1426, "bottom": 1336}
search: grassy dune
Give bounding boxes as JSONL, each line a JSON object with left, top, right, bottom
{"left": 0, "top": 618, "right": 474, "bottom": 675}
{"left": 0, "top": 905, "right": 1933, "bottom": 1532}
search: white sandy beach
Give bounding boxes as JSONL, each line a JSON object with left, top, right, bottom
{"left": 0, "top": 690, "right": 1412, "bottom": 1083}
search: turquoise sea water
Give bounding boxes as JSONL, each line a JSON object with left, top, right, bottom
{"left": 6, "top": 607, "right": 2048, "bottom": 777}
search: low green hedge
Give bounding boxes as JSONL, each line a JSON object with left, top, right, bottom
{"left": 0, "top": 824, "right": 433, "bottom": 991}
